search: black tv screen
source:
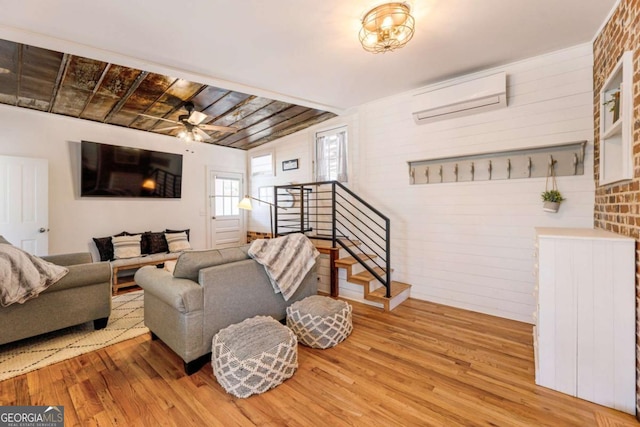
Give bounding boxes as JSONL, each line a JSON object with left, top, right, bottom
{"left": 81, "top": 141, "right": 183, "bottom": 198}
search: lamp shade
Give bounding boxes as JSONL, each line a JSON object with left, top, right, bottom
{"left": 359, "top": 2, "right": 415, "bottom": 53}
{"left": 238, "top": 197, "right": 253, "bottom": 211}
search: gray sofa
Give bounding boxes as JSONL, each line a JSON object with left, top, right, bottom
{"left": 134, "top": 244, "right": 318, "bottom": 374}
{"left": 0, "top": 236, "right": 112, "bottom": 345}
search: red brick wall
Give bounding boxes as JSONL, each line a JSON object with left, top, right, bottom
{"left": 593, "top": 0, "right": 640, "bottom": 417}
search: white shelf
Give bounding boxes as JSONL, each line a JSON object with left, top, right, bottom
{"left": 602, "top": 118, "right": 622, "bottom": 139}
{"left": 599, "top": 52, "right": 633, "bottom": 186}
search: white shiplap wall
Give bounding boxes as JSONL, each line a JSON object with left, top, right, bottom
{"left": 352, "top": 44, "right": 595, "bottom": 323}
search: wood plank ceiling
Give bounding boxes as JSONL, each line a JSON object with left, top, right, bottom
{"left": 0, "top": 39, "right": 336, "bottom": 150}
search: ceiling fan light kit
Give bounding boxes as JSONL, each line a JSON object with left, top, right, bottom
{"left": 359, "top": 2, "right": 415, "bottom": 53}
{"left": 140, "top": 101, "right": 238, "bottom": 143}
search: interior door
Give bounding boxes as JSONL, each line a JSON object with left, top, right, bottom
{"left": 0, "top": 156, "right": 49, "bottom": 255}
{"left": 209, "top": 171, "right": 244, "bottom": 249}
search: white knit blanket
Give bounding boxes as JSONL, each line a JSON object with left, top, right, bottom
{"left": 248, "top": 234, "right": 319, "bottom": 301}
{"left": 0, "top": 243, "right": 69, "bottom": 307}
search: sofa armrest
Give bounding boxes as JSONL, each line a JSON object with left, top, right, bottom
{"left": 134, "top": 266, "right": 203, "bottom": 313}
{"left": 42, "top": 252, "right": 93, "bottom": 266}
{"left": 44, "top": 261, "right": 111, "bottom": 293}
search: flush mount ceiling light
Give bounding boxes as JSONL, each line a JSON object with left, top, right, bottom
{"left": 359, "top": 2, "right": 415, "bottom": 53}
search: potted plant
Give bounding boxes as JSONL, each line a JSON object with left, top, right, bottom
{"left": 541, "top": 189, "right": 564, "bottom": 213}
{"left": 603, "top": 90, "right": 621, "bottom": 123}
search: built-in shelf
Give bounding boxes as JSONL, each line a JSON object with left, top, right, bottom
{"left": 602, "top": 118, "right": 622, "bottom": 140}
{"left": 599, "top": 51, "right": 633, "bottom": 186}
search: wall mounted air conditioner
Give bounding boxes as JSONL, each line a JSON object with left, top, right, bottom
{"left": 411, "top": 71, "right": 507, "bottom": 124}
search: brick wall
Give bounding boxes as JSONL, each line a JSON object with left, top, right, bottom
{"left": 246, "top": 231, "right": 273, "bottom": 243}
{"left": 592, "top": 0, "right": 640, "bottom": 417}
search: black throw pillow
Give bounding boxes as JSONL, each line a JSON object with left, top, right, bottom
{"left": 147, "top": 231, "right": 169, "bottom": 254}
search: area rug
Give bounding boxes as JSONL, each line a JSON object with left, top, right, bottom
{"left": 0, "top": 290, "right": 147, "bottom": 381}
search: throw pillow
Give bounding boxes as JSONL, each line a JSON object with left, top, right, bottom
{"left": 166, "top": 228, "right": 190, "bottom": 240}
{"left": 165, "top": 232, "right": 191, "bottom": 253}
{"left": 137, "top": 231, "right": 154, "bottom": 254}
{"left": 112, "top": 234, "right": 142, "bottom": 259}
{"left": 146, "top": 231, "right": 169, "bottom": 254}
{"left": 93, "top": 231, "right": 128, "bottom": 261}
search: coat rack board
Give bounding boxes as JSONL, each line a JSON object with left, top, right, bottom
{"left": 407, "top": 141, "right": 586, "bottom": 185}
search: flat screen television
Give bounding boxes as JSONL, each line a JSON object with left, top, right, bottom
{"left": 81, "top": 140, "right": 183, "bottom": 198}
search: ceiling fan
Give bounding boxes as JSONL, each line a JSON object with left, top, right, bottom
{"left": 140, "top": 101, "right": 237, "bottom": 142}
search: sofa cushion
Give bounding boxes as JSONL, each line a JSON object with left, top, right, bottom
{"left": 93, "top": 231, "right": 128, "bottom": 261}
{"left": 112, "top": 234, "right": 142, "bottom": 259}
{"left": 173, "top": 246, "right": 250, "bottom": 281}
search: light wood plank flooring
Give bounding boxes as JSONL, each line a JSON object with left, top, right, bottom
{"left": 1, "top": 298, "right": 638, "bottom": 426}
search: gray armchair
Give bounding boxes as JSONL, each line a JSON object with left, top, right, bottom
{"left": 0, "top": 236, "right": 112, "bottom": 345}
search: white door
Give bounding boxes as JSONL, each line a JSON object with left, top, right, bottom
{"left": 209, "top": 171, "right": 244, "bottom": 248}
{"left": 0, "top": 156, "right": 49, "bottom": 255}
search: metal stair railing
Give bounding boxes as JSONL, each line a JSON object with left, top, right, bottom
{"left": 274, "top": 181, "right": 391, "bottom": 298}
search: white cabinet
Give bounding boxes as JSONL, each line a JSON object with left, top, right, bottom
{"left": 599, "top": 51, "right": 634, "bottom": 185}
{"left": 534, "top": 227, "right": 635, "bottom": 414}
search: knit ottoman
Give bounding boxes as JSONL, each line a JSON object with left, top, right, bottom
{"left": 211, "top": 315, "right": 298, "bottom": 398}
{"left": 286, "top": 295, "right": 353, "bottom": 349}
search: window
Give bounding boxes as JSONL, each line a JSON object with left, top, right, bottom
{"left": 258, "top": 186, "right": 274, "bottom": 204}
{"left": 251, "top": 152, "right": 274, "bottom": 176}
{"left": 315, "top": 126, "right": 348, "bottom": 182}
{"left": 214, "top": 177, "right": 240, "bottom": 216}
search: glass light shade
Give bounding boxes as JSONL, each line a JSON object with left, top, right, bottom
{"left": 359, "top": 2, "right": 415, "bottom": 53}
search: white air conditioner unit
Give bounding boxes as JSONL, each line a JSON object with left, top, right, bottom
{"left": 411, "top": 72, "right": 507, "bottom": 124}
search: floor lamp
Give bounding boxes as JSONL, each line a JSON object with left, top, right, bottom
{"left": 238, "top": 195, "right": 287, "bottom": 238}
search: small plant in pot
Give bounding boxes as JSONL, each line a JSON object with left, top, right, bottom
{"left": 541, "top": 189, "right": 564, "bottom": 213}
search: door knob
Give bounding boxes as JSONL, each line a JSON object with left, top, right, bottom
{"left": 38, "top": 227, "right": 49, "bottom": 233}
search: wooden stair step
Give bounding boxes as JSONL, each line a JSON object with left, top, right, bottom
{"left": 348, "top": 267, "right": 388, "bottom": 286}
{"left": 337, "top": 238, "right": 361, "bottom": 248}
{"left": 366, "top": 281, "right": 412, "bottom": 312}
{"left": 334, "top": 254, "right": 377, "bottom": 268}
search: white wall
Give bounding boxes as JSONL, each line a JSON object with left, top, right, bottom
{"left": 0, "top": 103, "right": 246, "bottom": 256}
{"left": 354, "top": 44, "right": 595, "bottom": 323}
{"left": 247, "top": 44, "right": 596, "bottom": 323}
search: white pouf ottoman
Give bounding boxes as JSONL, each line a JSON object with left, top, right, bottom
{"left": 212, "top": 315, "right": 298, "bottom": 398}
{"left": 286, "top": 295, "right": 353, "bottom": 349}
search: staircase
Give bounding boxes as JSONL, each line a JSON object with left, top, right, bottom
{"left": 274, "top": 181, "right": 411, "bottom": 311}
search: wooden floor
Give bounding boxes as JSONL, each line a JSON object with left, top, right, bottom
{"left": 2, "top": 298, "right": 638, "bottom": 426}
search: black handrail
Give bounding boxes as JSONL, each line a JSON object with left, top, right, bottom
{"left": 274, "top": 181, "right": 391, "bottom": 298}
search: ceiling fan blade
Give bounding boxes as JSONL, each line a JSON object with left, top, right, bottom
{"left": 139, "top": 113, "right": 179, "bottom": 124}
{"left": 194, "top": 127, "right": 211, "bottom": 141}
{"left": 199, "top": 124, "right": 238, "bottom": 133}
{"left": 188, "top": 110, "right": 209, "bottom": 125}
{"left": 155, "top": 126, "right": 183, "bottom": 132}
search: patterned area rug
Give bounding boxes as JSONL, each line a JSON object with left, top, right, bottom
{"left": 0, "top": 290, "right": 147, "bottom": 381}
